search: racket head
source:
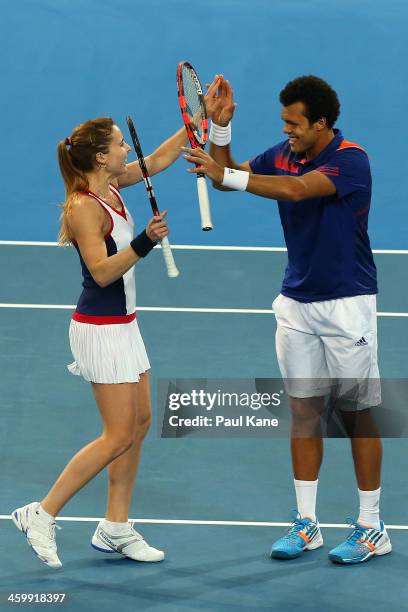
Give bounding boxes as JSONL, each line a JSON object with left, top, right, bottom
{"left": 177, "top": 61, "right": 208, "bottom": 148}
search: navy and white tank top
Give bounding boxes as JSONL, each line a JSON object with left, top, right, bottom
{"left": 72, "top": 184, "right": 136, "bottom": 325}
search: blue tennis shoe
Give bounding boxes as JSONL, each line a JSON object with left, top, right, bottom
{"left": 270, "top": 514, "right": 323, "bottom": 559}
{"left": 329, "top": 519, "right": 392, "bottom": 564}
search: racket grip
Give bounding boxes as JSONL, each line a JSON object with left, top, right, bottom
{"left": 160, "top": 236, "right": 179, "bottom": 278}
{"left": 197, "top": 175, "right": 213, "bottom": 231}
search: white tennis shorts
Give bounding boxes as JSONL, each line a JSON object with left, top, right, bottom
{"left": 273, "top": 293, "right": 381, "bottom": 408}
{"left": 67, "top": 318, "right": 150, "bottom": 384}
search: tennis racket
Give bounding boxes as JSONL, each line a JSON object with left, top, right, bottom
{"left": 126, "top": 115, "right": 179, "bottom": 278}
{"left": 177, "top": 60, "right": 213, "bottom": 231}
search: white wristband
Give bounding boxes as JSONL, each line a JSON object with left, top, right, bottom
{"left": 222, "top": 167, "right": 249, "bottom": 191}
{"left": 209, "top": 122, "right": 231, "bottom": 146}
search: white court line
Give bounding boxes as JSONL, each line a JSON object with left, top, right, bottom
{"left": 0, "top": 240, "right": 407, "bottom": 254}
{"left": 1, "top": 515, "right": 407, "bottom": 529}
{"left": 0, "top": 304, "right": 407, "bottom": 317}
{"left": 0, "top": 304, "right": 274, "bottom": 314}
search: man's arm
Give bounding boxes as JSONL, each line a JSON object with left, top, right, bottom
{"left": 205, "top": 76, "right": 250, "bottom": 190}
{"left": 182, "top": 146, "right": 336, "bottom": 201}
{"left": 209, "top": 144, "right": 251, "bottom": 173}
{"left": 209, "top": 150, "right": 251, "bottom": 191}
{"left": 246, "top": 168, "right": 336, "bottom": 201}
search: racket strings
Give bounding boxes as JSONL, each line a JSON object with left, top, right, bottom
{"left": 182, "top": 67, "right": 204, "bottom": 143}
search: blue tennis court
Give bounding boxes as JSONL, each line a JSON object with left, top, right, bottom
{"left": 1, "top": 1, "right": 407, "bottom": 611}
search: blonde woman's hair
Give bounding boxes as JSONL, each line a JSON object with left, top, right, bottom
{"left": 57, "top": 117, "right": 115, "bottom": 244}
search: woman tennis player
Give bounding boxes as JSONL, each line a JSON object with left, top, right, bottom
{"left": 12, "top": 117, "right": 187, "bottom": 568}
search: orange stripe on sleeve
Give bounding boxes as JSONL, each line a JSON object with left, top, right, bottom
{"left": 336, "top": 140, "right": 366, "bottom": 153}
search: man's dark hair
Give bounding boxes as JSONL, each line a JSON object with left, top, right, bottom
{"left": 279, "top": 75, "right": 340, "bottom": 128}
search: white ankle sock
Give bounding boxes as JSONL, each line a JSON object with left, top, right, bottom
{"left": 101, "top": 519, "right": 129, "bottom": 534}
{"left": 357, "top": 487, "right": 381, "bottom": 529}
{"left": 36, "top": 504, "right": 55, "bottom": 523}
{"left": 294, "top": 479, "right": 318, "bottom": 522}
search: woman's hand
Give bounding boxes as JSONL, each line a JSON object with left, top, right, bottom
{"left": 146, "top": 211, "right": 169, "bottom": 242}
{"left": 182, "top": 147, "right": 224, "bottom": 183}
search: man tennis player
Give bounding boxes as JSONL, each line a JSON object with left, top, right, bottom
{"left": 183, "top": 75, "right": 392, "bottom": 564}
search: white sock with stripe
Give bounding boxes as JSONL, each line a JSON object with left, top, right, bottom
{"left": 357, "top": 487, "right": 381, "bottom": 530}
{"left": 294, "top": 479, "right": 318, "bottom": 522}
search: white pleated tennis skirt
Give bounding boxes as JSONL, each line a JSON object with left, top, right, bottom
{"left": 67, "top": 319, "right": 150, "bottom": 384}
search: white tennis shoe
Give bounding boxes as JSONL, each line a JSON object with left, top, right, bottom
{"left": 91, "top": 521, "right": 165, "bottom": 562}
{"left": 12, "top": 502, "right": 62, "bottom": 569}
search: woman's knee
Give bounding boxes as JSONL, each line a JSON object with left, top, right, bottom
{"left": 103, "top": 432, "right": 135, "bottom": 457}
{"left": 134, "top": 412, "right": 152, "bottom": 440}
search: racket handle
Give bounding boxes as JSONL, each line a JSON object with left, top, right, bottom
{"left": 160, "top": 236, "right": 179, "bottom": 278}
{"left": 196, "top": 175, "right": 213, "bottom": 231}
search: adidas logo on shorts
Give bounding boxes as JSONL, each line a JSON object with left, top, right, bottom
{"left": 354, "top": 336, "right": 368, "bottom": 346}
